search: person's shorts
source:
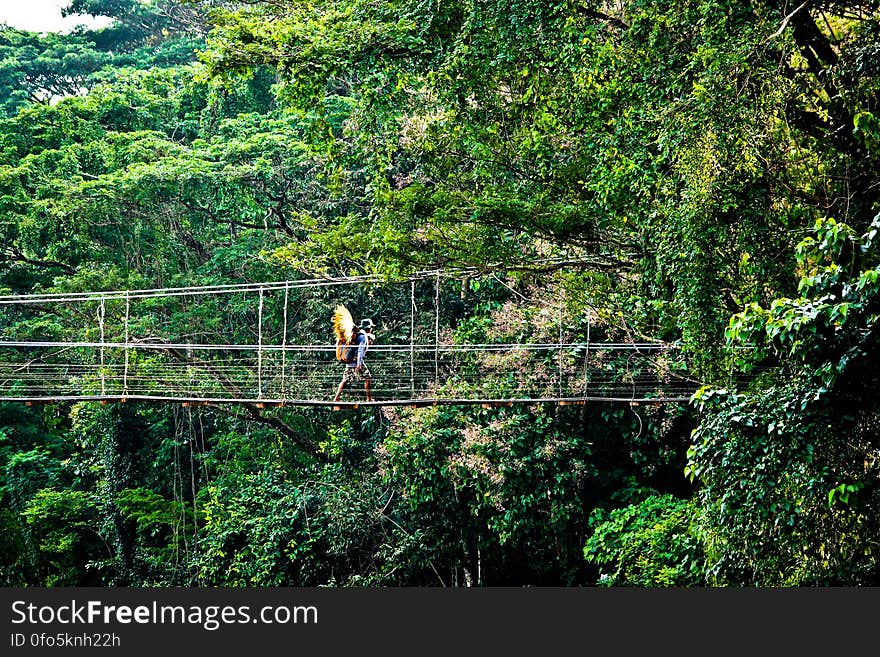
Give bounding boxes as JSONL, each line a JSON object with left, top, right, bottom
{"left": 342, "top": 365, "right": 371, "bottom": 383}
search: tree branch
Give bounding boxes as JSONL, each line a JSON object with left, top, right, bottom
{"left": 575, "top": 5, "right": 630, "bottom": 30}
{"left": 165, "top": 348, "right": 324, "bottom": 458}
{"left": 764, "top": 1, "right": 812, "bottom": 43}
{"left": 2, "top": 247, "right": 76, "bottom": 275}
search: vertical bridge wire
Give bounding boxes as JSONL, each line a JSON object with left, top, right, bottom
{"left": 583, "top": 314, "right": 590, "bottom": 398}
{"left": 281, "top": 282, "right": 289, "bottom": 403}
{"left": 257, "top": 287, "right": 264, "bottom": 400}
{"left": 434, "top": 273, "right": 440, "bottom": 392}
{"left": 123, "top": 292, "right": 130, "bottom": 396}
{"left": 98, "top": 297, "right": 106, "bottom": 397}
{"left": 557, "top": 296, "right": 563, "bottom": 398}
{"left": 410, "top": 280, "right": 416, "bottom": 398}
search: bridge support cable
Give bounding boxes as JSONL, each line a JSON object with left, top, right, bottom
{"left": 583, "top": 315, "right": 590, "bottom": 396}
{"left": 98, "top": 296, "right": 106, "bottom": 397}
{"left": 410, "top": 280, "right": 416, "bottom": 397}
{"left": 281, "top": 282, "right": 289, "bottom": 404}
{"left": 257, "top": 287, "right": 264, "bottom": 400}
{"left": 557, "top": 296, "right": 563, "bottom": 399}
{"left": 434, "top": 273, "right": 440, "bottom": 391}
{"left": 124, "top": 292, "right": 130, "bottom": 396}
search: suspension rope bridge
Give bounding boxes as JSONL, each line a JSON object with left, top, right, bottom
{"left": 0, "top": 271, "right": 707, "bottom": 408}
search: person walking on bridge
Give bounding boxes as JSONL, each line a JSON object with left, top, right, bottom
{"left": 333, "top": 306, "right": 375, "bottom": 402}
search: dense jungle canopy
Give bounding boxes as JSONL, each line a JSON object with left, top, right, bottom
{"left": 2, "top": 0, "right": 880, "bottom": 586}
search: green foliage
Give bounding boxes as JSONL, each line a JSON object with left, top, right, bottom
{"left": 726, "top": 214, "right": 880, "bottom": 379}
{"left": 687, "top": 384, "right": 880, "bottom": 585}
{"left": 686, "top": 215, "right": 880, "bottom": 585}
{"left": 0, "top": 1, "right": 204, "bottom": 119}
{"left": 21, "top": 489, "right": 105, "bottom": 585}
{"left": 584, "top": 494, "right": 705, "bottom": 586}
{"left": 379, "top": 402, "right": 598, "bottom": 584}
{"left": 0, "top": 29, "right": 109, "bottom": 118}
{"left": 198, "top": 0, "right": 880, "bottom": 384}
{"left": 194, "top": 421, "right": 405, "bottom": 586}
{"left": 2, "top": 0, "right": 880, "bottom": 588}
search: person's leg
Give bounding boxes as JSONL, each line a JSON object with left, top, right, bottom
{"left": 361, "top": 365, "right": 373, "bottom": 402}
{"left": 334, "top": 377, "right": 346, "bottom": 402}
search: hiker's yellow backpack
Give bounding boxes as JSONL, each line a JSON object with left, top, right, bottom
{"left": 332, "top": 304, "right": 356, "bottom": 362}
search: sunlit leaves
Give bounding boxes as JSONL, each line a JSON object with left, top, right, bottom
{"left": 584, "top": 494, "right": 705, "bottom": 586}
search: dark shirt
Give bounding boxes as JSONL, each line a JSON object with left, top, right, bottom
{"left": 347, "top": 331, "right": 370, "bottom": 368}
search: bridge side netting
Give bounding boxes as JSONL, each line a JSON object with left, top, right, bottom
{"left": 0, "top": 274, "right": 700, "bottom": 403}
